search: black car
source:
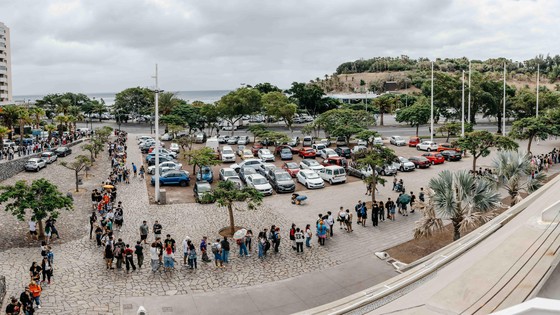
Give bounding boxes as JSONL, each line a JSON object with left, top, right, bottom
{"left": 54, "top": 146, "right": 72, "bottom": 157}
{"left": 334, "top": 146, "right": 352, "bottom": 158}
{"left": 267, "top": 170, "right": 296, "bottom": 193}
{"left": 441, "top": 150, "right": 462, "bottom": 161}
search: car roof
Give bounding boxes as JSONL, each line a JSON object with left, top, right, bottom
{"left": 221, "top": 167, "right": 235, "bottom": 172}
{"left": 247, "top": 173, "right": 265, "bottom": 179}
{"left": 324, "top": 165, "right": 343, "bottom": 169}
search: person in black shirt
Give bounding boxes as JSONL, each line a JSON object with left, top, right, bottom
{"left": 89, "top": 212, "right": 97, "bottom": 239}
{"left": 153, "top": 221, "right": 162, "bottom": 239}
{"left": 5, "top": 297, "right": 22, "bottom": 315}
{"left": 164, "top": 234, "right": 176, "bottom": 253}
{"left": 135, "top": 241, "right": 144, "bottom": 268}
{"left": 19, "top": 288, "right": 34, "bottom": 314}
{"left": 29, "top": 262, "right": 42, "bottom": 284}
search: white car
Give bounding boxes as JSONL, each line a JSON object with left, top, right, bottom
{"left": 232, "top": 159, "right": 264, "bottom": 172}
{"left": 311, "top": 143, "right": 326, "bottom": 151}
{"left": 416, "top": 141, "right": 438, "bottom": 152}
{"left": 373, "top": 137, "right": 384, "bottom": 146}
{"left": 318, "top": 165, "right": 347, "bottom": 184}
{"left": 160, "top": 133, "right": 173, "bottom": 141}
{"left": 356, "top": 139, "right": 368, "bottom": 146}
{"left": 137, "top": 136, "right": 154, "bottom": 144}
{"left": 394, "top": 156, "right": 416, "bottom": 172}
{"left": 297, "top": 169, "right": 325, "bottom": 189}
{"left": 40, "top": 151, "right": 58, "bottom": 164}
{"left": 258, "top": 149, "right": 275, "bottom": 162}
{"left": 148, "top": 161, "right": 183, "bottom": 175}
{"left": 318, "top": 148, "right": 339, "bottom": 159}
{"left": 220, "top": 146, "right": 236, "bottom": 163}
{"left": 389, "top": 135, "right": 406, "bottom": 146}
{"left": 351, "top": 145, "right": 368, "bottom": 155}
{"left": 25, "top": 158, "right": 47, "bottom": 172}
{"left": 245, "top": 174, "right": 273, "bottom": 196}
{"left": 299, "top": 159, "right": 325, "bottom": 172}
{"left": 169, "top": 143, "right": 180, "bottom": 153}
{"left": 219, "top": 168, "right": 238, "bottom": 181}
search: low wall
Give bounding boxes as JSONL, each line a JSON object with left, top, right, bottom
{"left": 0, "top": 139, "right": 87, "bottom": 182}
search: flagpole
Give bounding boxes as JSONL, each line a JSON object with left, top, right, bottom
{"left": 468, "top": 61, "right": 471, "bottom": 125}
{"left": 461, "top": 70, "right": 465, "bottom": 137}
{"left": 536, "top": 64, "right": 540, "bottom": 117}
{"left": 431, "top": 61, "right": 434, "bottom": 142}
{"left": 502, "top": 62, "right": 506, "bottom": 136}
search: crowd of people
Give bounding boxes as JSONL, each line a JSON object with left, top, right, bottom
{"left": 0, "top": 130, "right": 90, "bottom": 161}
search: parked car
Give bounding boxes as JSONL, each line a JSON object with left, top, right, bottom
{"left": 237, "top": 136, "right": 250, "bottom": 145}
{"left": 25, "top": 158, "right": 47, "bottom": 172}
{"left": 302, "top": 136, "right": 314, "bottom": 147}
{"left": 238, "top": 167, "right": 258, "bottom": 184}
{"left": 408, "top": 136, "right": 421, "bottom": 147}
{"left": 318, "top": 148, "right": 339, "bottom": 159}
{"left": 137, "top": 136, "right": 154, "bottom": 144}
{"left": 147, "top": 155, "right": 175, "bottom": 166}
{"left": 351, "top": 145, "right": 367, "bottom": 155}
{"left": 54, "top": 146, "right": 72, "bottom": 157}
{"left": 258, "top": 149, "right": 275, "bottom": 162}
{"left": 240, "top": 149, "right": 254, "bottom": 160}
{"left": 245, "top": 174, "right": 273, "bottom": 196}
{"left": 334, "top": 146, "right": 352, "bottom": 158}
{"left": 408, "top": 156, "right": 431, "bottom": 168}
{"left": 268, "top": 170, "right": 296, "bottom": 193}
{"left": 335, "top": 136, "right": 346, "bottom": 146}
{"left": 317, "top": 165, "right": 347, "bottom": 184}
{"left": 258, "top": 163, "right": 277, "bottom": 178}
{"left": 441, "top": 150, "right": 462, "bottom": 161}
{"left": 373, "top": 137, "right": 384, "bottom": 146}
{"left": 321, "top": 156, "right": 348, "bottom": 168}
{"left": 147, "top": 145, "right": 165, "bottom": 154}
{"left": 282, "top": 162, "right": 300, "bottom": 178}
{"left": 346, "top": 162, "right": 373, "bottom": 179}
{"left": 274, "top": 145, "right": 299, "bottom": 155}
{"left": 297, "top": 169, "right": 325, "bottom": 189}
{"left": 227, "top": 136, "right": 239, "bottom": 145}
{"left": 232, "top": 159, "right": 263, "bottom": 172}
{"left": 195, "top": 166, "right": 214, "bottom": 183}
{"left": 299, "top": 159, "right": 325, "bottom": 172}
{"left": 298, "top": 147, "right": 317, "bottom": 159}
{"left": 318, "top": 138, "right": 331, "bottom": 147}
{"left": 416, "top": 141, "right": 438, "bottom": 152}
{"left": 251, "top": 143, "right": 264, "bottom": 156}
{"left": 147, "top": 161, "right": 183, "bottom": 175}
{"left": 194, "top": 181, "right": 214, "bottom": 203}
{"left": 220, "top": 146, "right": 236, "bottom": 163}
{"left": 151, "top": 170, "right": 190, "bottom": 187}
{"left": 217, "top": 135, "right": 230, "bottom": 144}
{"left": 437, "top": 143, "right": 462, "bottom": 152}
{"left": 389, "top": 136, "right": 406, "bottom": 146}
{"left": 279, "top": 148, "right": 293, "bottom": 160}
{"left": 40, "top": 151, "right": 58, "bottom": 164}
{"left": 169, "top": 143, "right": 180, "bottom": 153}
{"left": 160, "top": 133, "right": 174, "bottom": 141}
{"left": 311, "top": 143, "right": 326, "bottom": 151}
{"left": 421, "top": 152, "right": 445, "bottom": 165}
{"left": 377, "top": 164, "right": 398, "bottom": 176}
{"left": 146, "top": 149, "right": 177, "bottom": 160}
{"left": 356, "top": 139, "right": 368, "bottom": 147}
{"left": 194, "top": 132, "right": 207, "bottom": 143}
{"left": 287, "top": 137, "right": 300, "bottom": 147}
{"left": 146, "top": 152, "right": 173, "bottom": 162}
{"left": 393, "top": 156, "right": 416, "bottom": 172}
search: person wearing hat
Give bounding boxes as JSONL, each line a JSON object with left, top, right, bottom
{"left": 5, "top": 296, "right": 22, "bottom": 315}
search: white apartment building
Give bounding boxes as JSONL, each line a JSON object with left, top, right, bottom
{"left": 0, "top": 22, "right": 12, "bottom": 104}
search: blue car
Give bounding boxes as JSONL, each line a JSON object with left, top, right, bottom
{"left": 151, "top": 170, "right": 190, "bottom": 187}
{"left": 280, "top": 148, "right": 293, "bottom": 160}
{"left": 196, "top": 166, "right": 214, "bottom": 183}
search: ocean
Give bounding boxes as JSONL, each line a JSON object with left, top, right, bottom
{"left": 12, "top": 90, "right": 231, "bottom": 105}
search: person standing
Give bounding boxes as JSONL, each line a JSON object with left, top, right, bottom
{"left": 139, "top": 221, "right": 149, "bottom": 244}
{"left": 410, "top": 192, "right": 416, "bottom": 213}
{"left": 182, "top": 237, "right": 190, "bottom": 265}
{"left": 29, "top": 262, "right": 42, "bottom": 284}
{"left": 294, "top": 228, "right": 304, "bottom": 253}
{"left": 114, "top": 238, "right": 125, "bottom": 269}
{"left": 304, "top": 224, "right": 312, "bottom": 248}
{"left": 211, "top": 239, "right": 223, "bottom": 268}
{"left": 245, "top": 230, "right": 253, "bottom": 252}
{"left": 47, "top": 217, "right": 60, "bottom": 239}
{"left": 419, "top": 187, "right": 425, "bottom": 202}
{"left": 163, "top": 245, "right": 175, "bottom": 272}
{"left": 19, "top": 288, "right": 34, "bottom": 315}
{"left": 28, "top": 282, "right": 42, "bottom": 309}
{"left": 150, "top": 242, "right": 159, "bottom": 273}
{"left": 132, "top": 162, "right": 137, "bottom": 178}
{"left": 188, "top": 240, "right": 197, "bottom": 269}
{"left": 273, "top": 227, "right": 281, "bottom": 253}
{"left": 326, "top": 211, "right": 334, "bottom": 237}
{"left": 378, "top": 201, "right": 385, "bottom": 222}
{"left": 139, "top": 165, "right": 145, "bottom": 179}
{"left": 200, "top": 236, "right": 211, "bottom": 263}
{"left": 386, "top": 198, "right": 395, "bottom": 221}
{"left": 153, "top": 221, "right": 162, "bottom": 240}
{"left": 345, "top": 209, "right": 353, "bottom": 232}
{"left": 360, "top": 202, "right": 368, "bottom": 227}
{"left": 135, "top": 241, "right": 144, "bottom": 269}
{"left": 28, "top": 220, "right": 38, "bottom": 241}
{"left": 289, "top": 224, "right": 296, "bottom": 250}
{"left": 221, "top": 237, "right": 230, "bottom": 264}
{"left": 337, "top": 207, "right": 346, "bottom": 230}
{"left": 317, "top": 221, "right": 327, "bottom": 246}
{"left": 355, "top": 200, "right": 363, "bottom": 225}
{"left": 41, "top": 257, "right": 53, "bottom": 284}
{"left": 105, "top": 243, "right": 114, "bottom": 270}
{"left": 372, "top": 202, "right": 379, "bottom": 227}
{"left": 89, "top": 212, "right": 97, "bottom": 239}
{"left": 124, "top": 244, "right": 136, "bottom": 273}
{"left": 5, "top": 296, "right": 22, "bottom": 315}
{"left": 164, "top": 234, "right": 176, "bottom": 253}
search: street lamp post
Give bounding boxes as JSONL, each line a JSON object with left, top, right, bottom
{"left": 468, "top": 61, "right": 471, "bottom": 124}
{"left": 430, "top": 61, "right": 434, "bottom": 142}
{"left": 461, "top": 70, "right": 465, "bottom": 137}
{"left": 153, "top": 64, "right": 162, "bottom": 203}
{"left": 503, "top": 63, "right": 506, "bottom": 136}
{"left": 536, "top": 64, "right": 540, "bottom": 117}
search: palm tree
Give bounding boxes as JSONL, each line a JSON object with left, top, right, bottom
{"left": 54, "top": 115, "right": 69, "bottom": 135}
{"left": 0, "top": 125, "right": 9, "bottom": 149}
{"left": 0, "top": 105, "right": 21, "bottom": 139}
{"left": 45, "top": 124, "right": 56, "bottom": 143}
{"left": 17, "top": 108, "right": 32, "bottom": 144}
{"left": 415, "top": 170, "right": 501, "bottom": 241}
{"left": 413, "top": 189, "right": 444, "bottom": 239}
{"left": 158, "top": 92, "right": 179, "bottom": 115}
{"left": 28, "top": 107, "right": 46, "bottom": 129}
{"left": 56, "top": 98, "right": 72, "bottom": 116}
{"left": 68, "top": 106, "right": 84, "bottom": 132}
{"left": 491, "top": 150, "right": 546, "bottom": 206}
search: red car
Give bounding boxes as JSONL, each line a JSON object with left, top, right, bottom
{"left": 437, "top": 143, "right": 462, "bottom": 153}
{"left": 274, "top": 145, "right": 299, "bottom": 155}
{"left": 321, "top": 156, "right": 348, "bottom": 168}
{"left": 282, "top": 162, "right": 300, "bottom": 177}
{"left": 422, "top": 152, "right": 445, "bottom": 165}
{"left": 298, "top": 147, "right": 316, "bottom": 158}
{"left": 408, "top": 136, "right": 421, "bottom": 147}
{"left": 408, "top": 156, "right": 431, "bottom": 168}
{"left": 251, "top": 143, "right": 264, "bottom": 156}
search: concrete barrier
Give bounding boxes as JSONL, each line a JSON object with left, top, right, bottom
{"left": 542, "top": 200, "right": 560, "bottom": 223}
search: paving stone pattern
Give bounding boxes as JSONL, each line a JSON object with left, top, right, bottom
{"left": 0, "top": 135, "right": 558, "bottom": 314}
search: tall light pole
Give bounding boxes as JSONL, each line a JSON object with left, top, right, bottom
{"left": 502, "top": 62, "right": 506, "bottom": 136}
{"left": 430, "top": 61, "right": 434, "bottom": 142}
{"left": 153, "top": 64, "right": 161, "bottom": 203}
{"left": 461, "top": 70, "right": 465, "bottom": 137}
{"left": 536, "top": 64, "right": 540, "bottom": 117}
{"left": 468, "top": 61, "right": 471, "bottom": 125}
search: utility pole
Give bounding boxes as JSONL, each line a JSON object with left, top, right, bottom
{"left": 468, "top": 61, "right": 471, "bottom": 125}
{"left": 430, "top": 61, "right": 434, "bottom": 142}
{"left": 461, "top": 70, "right": 465, "bottom": 137}
{"left": 503, "top": 63, "right": 506, "bottom": 136}
{"left": 153, "top": 64, "right": 161, "bottom": 203}
{"left": 536, "top": 64, "right": 540, "bottom": 117}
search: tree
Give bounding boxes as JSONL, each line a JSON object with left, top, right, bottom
{"left": 509, "top": 116, "right": 554, "bottom": 153}
{"left": 254, "top": 82, "right": 282, "bottom": 94}
{"left": 17, "top": 108, "right": 32, "bottom": 144}
{"left": 28, "top": 107, "right": 45, "bottom": 129}
{"left": 216, "top": 88, "right": 262, "bottom": 135}
{"left": 202, "top": 180, "right": 263, "bottom": 236}
{"left": 158, "top": 92, "right": 180, "bottom": 115}
{"left": 0, "top": 104, "right": 21, "bottom": 139}
{"left": 436, "top": 122, "right": 461, "bottom": 142}
{"left": 355, "top": 130, "right": 380, "bottom": 147}
{"left": 92, "top": 100, "right": 107, "bottom": 122}
{"left": 82, "top": 143, "right": 96, "bottom": 162}
{"left": 457, "top": 130, "right": 519, "bottom": 172}
{"left": 170, "top": 103, "right": 202, "bottom": 133}
{"left": 114, "top": 87, "right": 154, "bottom": 118}
{"left": 247, "top": 124, "right": 268, "bottom": 143}
{"left": 395, "top": 98, "right": 431, "bottom": 136}
{"left": 176, "top": 134, "right": 195, "bottom": 152}
{"left": 68, "top": 106, "right": 84, "bottom": 132}
{"left": 259, "top": 131, "right": 290, "bottom": 147}
{"left": 185, "top": 147, "right": 221, "bottom": 174}
{"left": 416, "top": 170, "right": 501, "bottom": 241}
{"left": 61, "top": 155, "right": 92, "bottom": 192}
{"left": 313, "top": 109, "right": 375, "bottom": 144}
{"left": 199, "top": 103, "right": 219, "bottom": 136}
{"left": 159, "top": 114, "right": 185, "bottom": 133}
{"left": 0, "top": 125, "right": 8, "bottom": 149}
{"left": 262, "top": 92, "right": 298, "bottom": 132}
{"left": 286, "top": 82, "right": 338, "bottom": 116}
{"left": 45, "top": 124, "right": 57, "bottom": 143}
{"left": 355, "top": 147, "right": 396, "bottom": 203}
{"left": 0, "top": 178, "right": 73, "bottom": 239}
{"left": 491, "top": 150, "right": 545, "bottom": 206}
{"left": 373, "top": 94, "right": 399, "bottom": 126}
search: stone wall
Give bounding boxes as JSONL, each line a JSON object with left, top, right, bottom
{"left": 0, "top": 139, "right": 87, "bottom": 182}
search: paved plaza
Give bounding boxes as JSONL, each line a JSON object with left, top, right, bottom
{"left": 0, "top": 134, "right": 559, "bottom": 314}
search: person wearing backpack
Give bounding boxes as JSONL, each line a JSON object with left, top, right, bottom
{"left": 124, "top": 244, "right": 136, "bottom": 273}
{"left": 294, "top": 228, "right": 304, "bottom": 253}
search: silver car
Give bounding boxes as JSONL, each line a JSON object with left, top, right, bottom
{"left": 25, "top": 158, "right": 47, "bottom": 172}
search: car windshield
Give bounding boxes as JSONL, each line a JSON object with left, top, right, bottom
{"left": 276, "top": 173, "right": 292, "bottom": 181}
{"left": 306, "top": 172, "right": 320, "bottom": 179}
{"left": 394, "top": 136, "right": 402, "bottom": 140}
{"left": 243, "top": 168, "right": 256, "bottom": 175}
{"left": 243, "top": 150, "right": 252, "bottom": 155}
{"left": 223, "top": 170, "right": 236, "bottom": 177}
{"left": 253, "top": 177, "right": 268, "bottom": 185}
{"left": 197, "top": 184, "right": 211, "bottom": 192}
{"left": 27, "top": 159, "right": 39, "bottom": 163}
{"left": 281, "top": 149, "right": 291, "bottom": 153}
{"left": 261, "top": 150, "right": 271, "bottom": 155}
{"left": 285, "top": 163, "right": 297, "bottom": 169}
{"left": 41, "top": 153, "right": 50, "bottom": 157}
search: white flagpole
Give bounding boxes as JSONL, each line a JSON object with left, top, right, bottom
{"left": 468, "top": 61, "right": 471, "bottom": 125}
{"left": 503, "top": 63, "right": 506, "bottom": 136}
{"left": 536, "top": 64, "right": 540, "bottom": 117}
{"left": 431, "top": 61, "right": 434, "bottom": 142}
{"left": 461, "top": 70, "right": 465, "bottom": 137}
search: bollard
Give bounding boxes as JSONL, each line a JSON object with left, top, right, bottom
{"left": 159, "top": 189, "right": 166, "bottom": 205}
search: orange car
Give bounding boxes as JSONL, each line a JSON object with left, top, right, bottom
{"left": 437, "top": 143, "right": 462, "bottom": 152}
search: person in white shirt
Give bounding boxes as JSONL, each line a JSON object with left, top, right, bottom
{"left": 182, "top": 237, "right": 190, "bottom": 265}
{"left": 28, "top": 220, "right": 38, "bottom": 240}
{"left": 150, "top": 243, "right": 159, "bottom": 273}
{"left": 294, "top": 228, "right": 304, "bottom": 253}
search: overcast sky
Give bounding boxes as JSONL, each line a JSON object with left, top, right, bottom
{"left": 1, "top": 0, "right": 559, "bottom": 96}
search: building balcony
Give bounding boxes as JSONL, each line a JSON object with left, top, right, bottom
{"left": 0, "top": 77, "right": 6, "bottom": 83}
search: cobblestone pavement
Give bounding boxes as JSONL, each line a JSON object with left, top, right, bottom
{"left": 0, "top": 135, "right": 558, "bottom": 314}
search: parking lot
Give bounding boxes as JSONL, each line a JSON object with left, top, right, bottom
{"left": 140, "top": 135, "right": 467, "bottom": 204}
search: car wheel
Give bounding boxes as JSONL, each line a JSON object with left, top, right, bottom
{"left": 431, "top": 161, "right": 435, "bottom": 165}
{"left": 329, "top": 179, "right": 333, "bottom": 185}
{"left": 400, "top": 166, "right": 404, "bottom": 172}
{"left": 416, "top": 146, "right": 420, "bottom": 150}
{"left": 381, "top": 170, "right": 386, "bottom": 176}
{"left": 427, "top": 148, "right": 431, "bottom": 152}
{"left": 179, "top": 181, "right": 187, "bottom": 187}
{"left": 306, "top": 183, "right": 310, "bottom": 189}
{"left": 415, "top": 164, "right": 419, "bottom": 169}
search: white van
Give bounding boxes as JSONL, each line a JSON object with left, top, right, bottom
{"left": 303, "top": 136, "right": 313, "bottom": 147}
{"left": 206, "top": 137, "right": 219, "bottom": 153}
{"left": 318, "top": 165, "right": 347, "bottom": 184}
